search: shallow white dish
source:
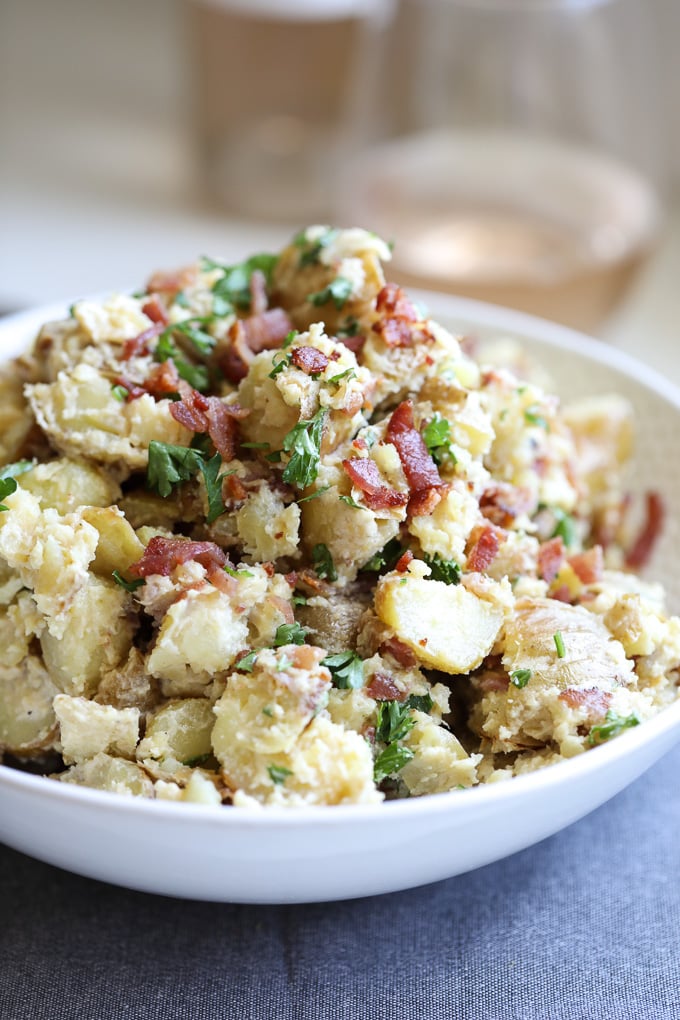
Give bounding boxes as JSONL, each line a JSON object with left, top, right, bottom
{"left": 1, "top": 293, "right": 680, "bottom": 904}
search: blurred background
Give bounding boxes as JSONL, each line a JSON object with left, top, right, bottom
{"left": 0, "top": 0, "right": 678, "bottom": 366}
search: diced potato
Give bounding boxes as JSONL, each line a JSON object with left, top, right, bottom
{"left": 0, "top": 365, "right": 35, "bottom": 463}
{"left": 20, "top": 458, "right": 121, "bottom": 513}
{"left": 41, "top": 577, "right": 136, "bottom": 697}
{"left": 80, "top": 506, "right": 145, "bottom": 577}
{"left": 0, "top": 656, "right": 60, "bottom": 755}
{"left": 375, "top": 573, "right": 504, "bottom": 674}
{"left": 137, "top": 699, "right": 215, "bottom": 765}
{"left": 400, "top": 714, "right": 480, "bottom": 795}
{"left": 54, "top": 694, "right": 140, "bottom": 764}
{"left": 236, "top": 485, "right": 301, "bottom": 562}
{"left": 57, "top": 752, "right": 154, "bottom": 797}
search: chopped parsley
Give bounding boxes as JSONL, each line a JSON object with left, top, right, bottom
{"left": 0, "top": 461, "right": 34, "bottom": 511}
{"left": 182, "top": 753, "right": 211, "bottom": 768}
{"left": 224, "top": 565, "right": 254, "bottom": 579}
{"left": 268, "top": 352, "right": 292, "bottom": 379}
{"left": 373, "top": 743, "right": 415, "bottom": 784}
{"left": 311, "top": 543, "right": 337, "bottom": 582}
{"left": 553, "top": 631, "right": 566, "bottom": 658}
{"left": 328, "top": 367, "right": 355, "bottom": 385}
{"left": 308, "top": 276, "right": 353, "bottom": 311}
{"left": 235, "top": 650, "right": 258, "bottom": 672}
{"left": 338, "top": 494, "right": 366, "bottom": 511}
{"left": 552, "top": 509, "right": 578, "bottom": 548}
{"left": 155, "top": 333, "right": 210, "bottom": 392}
{"left": 510, "top": 669, "right": 532, "bottom": 689}
{"left": 423, "top": 553, "right": 461, "bottom": 586}
{"left": 281, "top": 409, "right": 327, "bottom": 489}
{"left": 588, "top": 710, "right": 640, "bottom": 746}
{"left": 273, "top": 622, "right": 307, "bottom": 646}
{"left": 524, "top": 405, "right": 549, "bottom": 430}
{"left": 111, "top": 570, "right": 145, "bottom": 593}
{"left": 208, "top": 252, "right": 279, "bottom": 311}
{"left": 422, "top": 413, "right": 456, "bottom": 466}
{"left": 200, "top": 452, "right": 232, "bottom": 524}
{"left": 297, "top": 486, "right": 330, "bottom": 503}
{"left": 375, "top": 700, "right": 417, "bottom": 745}
{"left": 337, "top": 316, "right": 360, "bottom": 338}
{"left": 360, "top": 538, "right": 405, "bottom": 574}
{"left": 267, "top": 764, "right": 293, "bottom": 785}
{"left": 147, "top": 442, "right": 205, "bottom": 498}
{"left": 322, "top": 651, "right": 364, "bottom": 690}
{"left": 295, "top": 227, "right": 339, "bottom": 267}
{"left": 111, "top": 384, "right": 129, "bottom": 402}
{"left": 405, "top": 693, "right": 434, "bottom": 714}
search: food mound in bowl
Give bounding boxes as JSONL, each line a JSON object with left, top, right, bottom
{"left": 0, "top": 226, "right": 677, "bottom": 808}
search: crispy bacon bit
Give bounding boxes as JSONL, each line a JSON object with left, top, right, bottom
{"left": 341, "top": 458, "right": 408, "bottom": 512}
{"left": 291, "top": 346, "right": 330, "bottom": 375}
{"left": 379, "top": 637, "right": 417, "bottom": 668}
{"left": 375, "top": 283, "right": 419, "bottom": 321}
{"left": 408, "top": 486, "right": 444, "bottom": 517}
{"left": 113, "top": 375, "right": 147, "bottom": 402}
{"left": 477, "top": 672, "right": 510, "bottom": 693}
{"left": 144, "top": 360, "right": 180, "bottom": 397}
{"left": 386, "top": 401, "right": 444, "bottom": 516}
{"left": 267, "top": 594, "right": 295, "bottom": 625}
{"left": 551, "top": 585, "right": 573, "bottom": 603}
{"left": 480, "top": 484, "right": 534, "bottom": 528}
{"left": 558, "top": 687, "right": 612, "bottom": 717}
{"left": 336, "top": 333, "right": 366, "bottom": 356}
{"left": 168, "top": 386, "right": 247, "bottom": 461}
{"left": 538, "top": 536, "right": 565, "bottom": 584}
{"left": 226, "top": 474, "right": 248, "bottom": 502}
{"left": 207, "top": 567, "right": 238, "bottom": 595}
{"left": 366, "top": 673, "right": 405, "bottom": 702}
{"left": 625, "top": 491, "right": 665, "bottom": 570}
{"left": 141, "top": 296, "right": 169, "bottom": 326}
{"left": 568, "top": 546, "right": 604, "bottom": 585}
{"left": 466, "top": 526, "right": 500, "bottom": 573}
{"left": 146, "top": 266, "right": 198, "bottom": 297}
{"left": 372, "top": 284, "right": 423, "bottom": 349}
{"left": 395, "top": 550, "right": 414, "bottom": 573}
{"left": 129, "top": 537, "right": 227, "bottom": 578}
{"left": 249, "top": 269, "right": 268, "bottom": 318}
{"left": 122, "top": 322, "right": 164, "bottom": 361}
{"left": 231, "top": 308, "right": 292, "bottom": 356}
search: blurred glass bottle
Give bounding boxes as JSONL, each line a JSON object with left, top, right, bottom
{"left": 338, "top": 0, "right": 667, "bottom": 332}
{"left": 185, "top": 0, "right": 388, "bottom": 224}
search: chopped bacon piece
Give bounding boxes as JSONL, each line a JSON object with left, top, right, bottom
{"left": 551, "top": 585, "right": 573, "bottom": 603}
{"left": 129, "top": 537, "right": 227, "bottom": 578}
{"left": 249, "top": 269, "right": 268, "bottom": 318}
{"left": 366, "top": 673, "right": 405, "bottom": 701}
{"left": 144, "top": 360, "right": 180, "bottom": 397}
{"left": 374, "top": 318, "right": 414, "bottom": 348}
{"left": 477, "top": 672, "right": 510, "bottom": 693}
{"left": 558, "top": 687, "right": 612, "bottom": 717}
{"left": 141, "top": 296, "right": 169, "bottom": 326}
{"left": 394, "top": 550, "right": 414, "bottom": 573}
{"left": 169, "top": 388, "right": 210, "bottom": 433}
{"left": 480, "top": 484, "right": 534, "bottom": 528}
{"left": 375, "top": 283, "right": 419, "bottom": 321}
{"left": 408, "top": 486, "right": 444, "bottom": 517}
{"left": 538, "top": 536, "right": 565, "bottom": 584}
{"left": 122, "top": 322, "right": 164, "bottom": 361}
{"left": 113, "top": 375, "right": 147, "bottom": 402}
{"left": 291, "top": 346, "right": 330, "bottom": 375}
{"left": 466, "top": 526, "right": 500, "bottom": 573}
{"left": 568, "top": 546, "right": 604, "bottom": 585}
{"left": 231, "top": 308, "right": 293, "bottom": 356}
{"left": 146, "top": 266, "right": 198, "bottom": 297}
{"left": 372, "top": 284, "right": 424, "bottom": 349}
{"left": 385, "top": 401, "right": 444, "bottom": 516}
{"left": 207, "top": 567, "right": 239, "bottom": 595}
{"left": 204, "top": 399, "right": 239, "bottom": 461}
{"left": 341, "top": 458, "right": 408, "bottom": 512}
{"left": 379, "top": 637, "right": 417, "bottom": 668}
{"left": 625, "top": 491, "right": 665, "bottom": 569}
{"left": 336, "top": 333, "right": 366, "bottom": 357}
{"left": 225, "top": 474, "right": 248, "bottom": 502}
{"left": 168, "top": 385, "right": 248, "bottom": 461}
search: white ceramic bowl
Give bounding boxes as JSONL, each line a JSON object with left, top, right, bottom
{"left": 1, "top": 293, "right": 680, "bottom": 904}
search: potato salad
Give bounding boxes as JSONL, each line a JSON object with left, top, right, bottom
{"left": 0, "top": 226, "right": 678, "bottom": 807}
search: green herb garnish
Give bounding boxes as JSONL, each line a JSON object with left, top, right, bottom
{"left": 111, "top": 570, "right": 145, "bottom": 593}
{"left": 273, "top": 622, "right": 307, "bottom": 646}
{"left": 297, "top": 486, "right": 330, "bottom": 503}
{"left": 281, "top": 408, "right": 327, "bottom": 489}
{"left": 373, "top": 743, "right": 415, "bottom": 784}
{"left": 524, "top": 405, "right": 549, "bottom": 430}
{"left": 311, "top": 543, "right": 337, "bottom": 582}
{"left": 375, "top": 700, "right": 417, "bottom": 745}
{"left": 267, "top": 764, "right": 293, "bottom": 786}
{"left": 235, "top": 650, "right": 258, "bottom": 672}
{"left": 405, "top": 693, "right": 434, "bottom": 714}
{"left": 552, "top": 509, "right": 578, "bottom": 548}
{"left": 510, "top": 669, "right": 532, "bottom": 689}
{"left": 553, "top": 631, "right": 566, "bottom": 658}
{"left": 111, "top": 384, "right": 129, "bottom": 402}
{"left": 588, "top": 710, "right": 640, "bottom": 746}
{"left": 423, "top": 553, "right": 461, "bottom": 586}
{"left": 338, "top": 494, "right": 366, "bottom": 511}
{"left": 208, "top": 253, "right": 278, "bottom": 310}
{"left": 422, "top": 413, "right": 456, "bottom": 466}
{"left": 322, "top": 651, "right": 364, "bottom": 690}
{"left": 0, "top": 461, "right": 34, "bottom": 511}
{"left": 308, "top": 276, "right": 353, "bottom": 311}
{"left": 295, "top": 227, "right": 339, "bottom": 267}
{"left": 360, "top": 538, "right": 405, "bottom": 574}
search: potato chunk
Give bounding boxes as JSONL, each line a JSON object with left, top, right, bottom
{"left": 0, "top": 656, "right": 60, "bottom": 755}
{"left": 375, "top": 573, "right": 504, "bottom": 674}
{"left": 54, "top": 694, "right": 140, "bottom": 764}
{"left": 136, "top": 698, "right": 215, "bottom": 765}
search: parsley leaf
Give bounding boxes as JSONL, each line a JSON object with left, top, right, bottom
{"left": 553, "top": 631, "right": 566, "bottom": 658}
{"left": 199, "top": 452, "right": 230, "bottom": 524}
{"left": 267, "top": 764, "right": 293, "bottom": 785}
{"left": 297, "top": 485, "right": 330, "bottom": 503}
{"left": 422, "top": 413, "right": 456, "bottom": 466}
{"left": 269, "top": 352, "right": 292, "bottom": 379}
{"left": 373, "top": 743, "right": 414, "bottom": 784}
{"left": 588, "top": 710, "right": 640, "bottom": 746}
{"left": 524, "top": 405, "right": 549, "bottom": 430}
{"left": 273, "top": 622, "right": 307, "bottom": 646}
{"left": 337, "top": 316, "right": 360, "bottom": 338}
{"left": 360, "top": 538, "right": 405, "bottom": 574}
{"left": 406, "top": 693, "right": 434, "bottom": 714}
{"left": 281, "top": 408, "right": 327, "bottom": 489}
{"left": 210, "top": 253, "right": 279, "bottom": 310}
{"left": 308, "top": 276, "right": 353, "bottom": 311}
{"left": 172, "top": 321, "right": 216, "bottom": 356}
{"left": 0, "top": 461, "right": 33, "bottom": 511}
{"left": 375, "top": 700, "right": 417, "bottom": 745}
{"left": 155, "top": 333, "right": 210, "bottom": 392}
{"left": 510, "top": 669, "right": 531, "bottom": 689}
{"left": 322, "top": 651, "right": 364, "bottom": 690}
{"left": 338, "top": 494, "right": 366, "bottom": 511}
{"left": 423, "top": 553, "right": 461, "bottom": 585}
{"left": 111, "top": 384, "right": 129, "bottom": 402}
{"left": 552, "top": 509, "right": 578, "bottom": 548}
{"left": 112, "top": 570, "right": 145, "bottom": 593}
{"left": 146, "top": 442, "right": 205, "bottom": 498}
{"left": 311, "top": 543, "right": 337, "bottom": 582}
{"left": 235, "top": 650, "right": 258, "bottom": 672}
{"left": 295, "top": 226, "right": 339, "bottom": 267}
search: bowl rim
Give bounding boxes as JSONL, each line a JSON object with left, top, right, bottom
{"left": 1, "top": 290, "right": 680, "bottom": 828}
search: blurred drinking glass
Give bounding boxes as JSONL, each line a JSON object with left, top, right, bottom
{"left": 338, "top": 0, "right": 666, "bottom": 332}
